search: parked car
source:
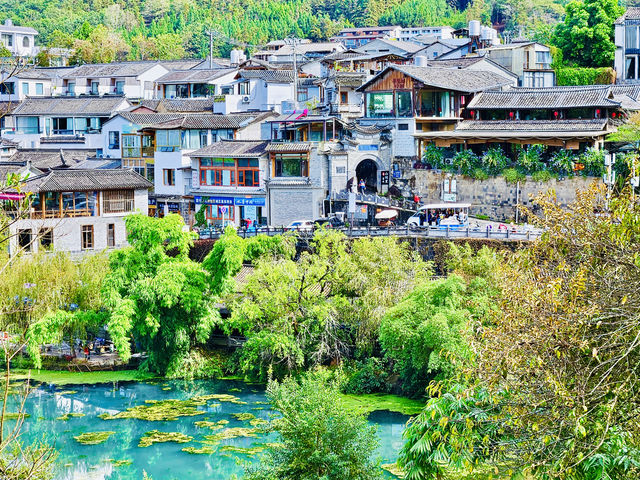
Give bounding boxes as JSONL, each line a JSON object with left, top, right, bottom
{"left": 285, "top": 220, "right": 315, "bottom": 232}
{"left": 313, "top": 217, "right": 345, "bottom": 229}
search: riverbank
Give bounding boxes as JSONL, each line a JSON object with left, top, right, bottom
{"left": 10, "top": 369, "right": 425, "bottom": 416}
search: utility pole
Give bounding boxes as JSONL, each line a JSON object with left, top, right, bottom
{"left": 208, "top": 31, "right": 214, "bottom": 69}
{"left": 285, "top": 37, "right": 299, "bottom": 109}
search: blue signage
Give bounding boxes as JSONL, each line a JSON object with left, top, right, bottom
{"left": 392, "top": 170, "right": 401, "bottom": 179}
{"left": 358, "top": 144, "right": 379, "bottom": 151}
{"left": 194, "top": 195, "right": 265, "bottom": 207}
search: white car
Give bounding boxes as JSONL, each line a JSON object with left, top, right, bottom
{"left": 285, "top": 220, "right": 315, "bottom": 232}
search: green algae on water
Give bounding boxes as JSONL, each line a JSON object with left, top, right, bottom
{"left": 3, "top": 412, "right": 30, "bottom": 420}
{"left": 74, "top": 431, "right": 116, "bottom": 445}
{"left": 195, "top": 419, "right": 228, "bottom": 431}
{"left": 249, "top": 418, "right": 269, "bottom": 428}
{"left": 138, "top": 430, "right": 193, "bottom": 447}
{"left": 182, "top": 446, "right": 216, "bottom": 455}
{"left": 220, "top": 445, "right": 264, "bottom": 456}
{"left": 381, "top": 462, "right": 405, "bottom": 478}
{"left": 57, "top": 412, "right": 86, "bottom": 421}
{"left": 231, "top": 412, "right": 255, "bottom": 421}
{"left": 110, "top": 459, "right": 133, "bottom": 467}
{"left": 203, "top": 427, "right": 260, "bottom": 444}
{"left": 55, "top": 390, "right": 77, "bottom": 395}
{"left": 229, "top": 388, "right": 241, "bottom": 392}
{"left": 340, "top": 393, "right": 424, "bottom": 416}
{"left": 99, "top": 398, "right": 206, "bottom": 421}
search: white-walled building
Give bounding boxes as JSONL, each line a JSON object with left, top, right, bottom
{"left": 8, "top": 168, "right": 151, "bottom": 255}
{"left": 154, "top": 68, "right": 238, "bottom": 99}
{"left": 398, "top": 26, "right": 454, "bottom": 42}
{"left": 189, "top": 140, "right": 270, "bottom": 227}
{"left": 615, "top": 8, "right": 640, "bottom": 84}
{"left": 0, "top": 19, "right": 38, "bottom": 57}
{"left": 214, "top": 70, "right": 296, "bottom": 114}
{"left": 4, "top": 96, "right": 131, "bottom": 150}
{"left": 0, "top": 69, "right": 54, "bottom": 103}
{"left": 59, "top": 62, "right": 169, "bottom": 99}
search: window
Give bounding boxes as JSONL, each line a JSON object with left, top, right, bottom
{"left": 626, "top": 55, "right": 637, "bottom": 80}
{"left": 535, "top": 51, "right": 551, "bottom": 69}
{"left": 1, "top": 34, "right": 13, "bottom": 47}
{"left": 18, "top": 229, "right": 31, "bottom": 252}
{"left": 182, "top": 129, "right": 208, "bottom": 150}
{"left": 39, "top": 228, "right": 53, "bottom": 249}
{"left": 0, "top": 82, "right": 15, "bottom": 94}
{"left": 115, "top": 81, "right": 124, "bottom": 94}
{"left": 163, "top": 169, "right": 176, "bottom": 186}
{"left": 90, "top": 81, "right": 99, "bottom": 95}
{"left": 192, "top": 84, "right": 211, "bottom": 97}
{"left": 396, "top": 91, "right": 412, "bottom": 117}
{"left": 68, "top": 82, "right": 75, "bottom": 95}
{"left": 221, "top": 86, "right": 233, "bottom": 95}
{"left": 109, "top": 131, "right": 120, "bottom": 150}
{"left": 419, "top": 91, "right": 451, "bottom": 117}
{"left": 297, "top": 88, "right": 308, "bottom": 102}
{"left": 398, "top": 123, "right": 409, "bottom": 131}
{"left": 200, "top": 157, "right": 236, "bottom": 186}
{"left": 35, "top": 83, "right": 43, "bottom": 95}
{"left": 22, "top": 82, "right": 29, "bottom": 95}
{"left": 123, "top": 134, "right": 141, "bottom": 158}
{"left": 81, "top": 225, "right": 94, "bottom": 250}
{"left": 107, "top": 224, "right": 115, "bottom": 247}
{"left": 103, "top": 190, "right": 134, "bottom": 213}
{"left": 239, "top": 81, "right": 250, "bottom": 95}
{"left": 366, "top": 92, "right": 393, "bottom": 118}
{"left": 340, "top": 92, "right": 348, "bottom": 104}
{"left": 627, "top": 25, "right": 638, "bottom": 50}
{"left": 274, "top": 153, "right": 308, "bottom": 177}
{"left": 155, "top": 130, "right": 181, "bottom": 152}
{"left": 206, "top": 204, "right": 235, "bottom": 222}
{"left": 237, "top": 158, "right": 260, "bottom": 186}
{"left": 22, "top": 36, "right": 29, "bottom": 48}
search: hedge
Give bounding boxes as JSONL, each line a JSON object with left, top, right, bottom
{"left": 555, "top": 67, "right": 615, "bottom": 86}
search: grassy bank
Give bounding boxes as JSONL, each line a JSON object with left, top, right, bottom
{"left": 340, "top": 393, "right": 424, "bottom": 416}
{"left": 11, "top": 369, "right": 157, "bottom": 385}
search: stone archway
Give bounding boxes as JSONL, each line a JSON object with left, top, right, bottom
{"left": 355, "top": 159, "right": 378, "bottom": 193}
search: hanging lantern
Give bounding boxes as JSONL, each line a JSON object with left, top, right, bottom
{"left": 554, "top": 110, "right": 559, "bottom": 119}
{"left": 612, "top": 112, "right": 617, "bottom": 118}
{"left": 509, "top": 111, "right": 514, "bottom": 119}
{"left": 595, "top": 109, "right": 601, "bottom": 118}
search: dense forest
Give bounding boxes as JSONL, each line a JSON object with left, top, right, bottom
{"left": 1, "top": 0, "right": 572, "bottom": 61}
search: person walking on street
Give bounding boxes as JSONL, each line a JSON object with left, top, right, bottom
{"left": 359, "top": 178, "right": 366, "bottom": 194}
{"left": 83, "top": 345, "right": 89, "bottom": 361}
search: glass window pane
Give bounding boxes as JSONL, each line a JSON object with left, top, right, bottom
{"left": 396, "top": 91, "right": 412, "bottom": 117}
{"left": 627, "top": 26, "right": 638, "bottom": 50}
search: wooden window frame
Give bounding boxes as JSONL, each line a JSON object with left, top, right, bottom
{"left": 103, "top": 190, "right": 134, "bottom": 214}
{"left": 81, "top": 225, "right": 94, "bottom": 250}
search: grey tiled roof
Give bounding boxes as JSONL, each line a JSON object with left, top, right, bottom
{"left": 334, "top": 73, "right": 367, "bottom": 88}
{"left": 11, "top": 96, "right": 130, "bottom": 116}
{"left": 63, "top": 62, "right": 163, "bottom": 78}
{"left": 122, "top": 111, "right": 274, "bottom": 130}
{"left": 187, "top": 140, "right": 269, "bottom": 157}
{"left": 238, "top": 70, "right": 295, "bottom": 83}
{"left": 611, "top": 84, "right": 640, "bottom": 100}
{"left": 616, "top": 8, "right": 640, "bottom": 23}
{"left": 358, "top": 64, "right": 513, "bottom": 93}
{"left": 6, "top": 149, "right": 95, "bottom": 170}
{"left": 457, "top": 119, "right": 610, "bottom": 132}
{"left": 155, "top": 68, "right": 237, "bottom": 84}
{"left": 468, "top": 86, "right": 620, "bottom": 110}
{"left": 11, "top": 69, "right": 52, "bottom": 80}
{"left": 265, "top": 142, "right": 311, "bottom": 152}
{"left": 0, "top": 23, "right": 37, "bottom": 34}
{"left": 25, "top": 168, "right": 152, "bottom": 193}
{"left": 138, "top": 98, "right": 215, "bottom": 113}
{"left": 356, "top": 38, "right": 424, "bottom": 54}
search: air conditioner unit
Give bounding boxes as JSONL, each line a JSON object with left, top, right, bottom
{"left": 241, "top": 95, "right": 251, "bottom": 103}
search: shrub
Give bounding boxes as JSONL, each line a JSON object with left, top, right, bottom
{"left": 556, "top": 67, "right": 616, "bottom": 86}
{"left": 194, "top": 205, "right": 207, "bottom": 228}
{"left": 532, "top": 170, "right": 553, "bottom": 182}
{"left": 342, "top": 358, "right": 391, "bottom": 394}
{"left": 579, "top": 148, "right": 606, "bottom": 177}
{"left": 453, "top": 150, "right": 480, "bottom": 176}
{"left": 481, "top": 147, "right": 510, "bottom": 175}
{"left": 503, "top": 168, "right": 526, "bottom": 184}
{"left": 421, "top": 144, "right": 445, "bottom": 169}
{"left": 471, "top": 168, "right": 489, "bottom": 180}
{"left": 516, "top": 144, "right": 546, "bottom": 174}
{"left": 165, "top": 349, "right": 227, "bottom": 379}
{"left": 550, "top": 149, "right": 576, "bottom": 176}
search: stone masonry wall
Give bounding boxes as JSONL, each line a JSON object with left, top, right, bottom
{"left": 409, "top": 170, "right": 600, "bottom": 221}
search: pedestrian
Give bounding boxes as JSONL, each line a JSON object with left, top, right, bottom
{"left": 359, "top": 178, "right": 366, "bottom": 194}
{"left": 83, "top": 345, "right": 89, "bottom": 360}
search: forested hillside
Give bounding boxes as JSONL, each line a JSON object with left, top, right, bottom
{"left": 2, "top": 0, "right": 569, "bottom": 61}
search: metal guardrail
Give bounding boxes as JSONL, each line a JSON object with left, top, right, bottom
{"left": 198, "top": 225, "right": 543, "bottom": 242}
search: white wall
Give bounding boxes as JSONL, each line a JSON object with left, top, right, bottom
{"left": 154, "top": 151, "right": 190, "bottom": 196}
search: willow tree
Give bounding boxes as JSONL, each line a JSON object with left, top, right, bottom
{"left": 400, "top": 184, "right": 640, "bottom": 479}
{"left": 101, "top": 214, "right": 220, "bottom": 375}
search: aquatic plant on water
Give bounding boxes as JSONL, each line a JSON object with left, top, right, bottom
{"left": 74, "top": 431, "right": 116, "bottom": 445}
{"left": 57, "top": 412, "right": 86, "bottom": 421}
{"left": 138, "top": 430, "right": 193, "bottom": 447}
{"left": 98, "top": 398, "right": 208, "bottom": 421}
{"left": 231, "top": 412, "right": 255, "bottom": 421}
{"left": 203, "top": 427, "right": 260, "bottom": 444}
{"left": 182, "top": 446, "right": 216, "bottom": 455}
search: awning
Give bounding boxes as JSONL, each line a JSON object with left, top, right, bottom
{"left": 375, "top": 209, "right": 398, "bottom": 220}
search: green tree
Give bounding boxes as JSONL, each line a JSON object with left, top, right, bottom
{"left": 101, "top": 214, "right": 219, "bottom": 374}
{"left": 553, "top": 0, "right": 624, "bottom": 68}
{"left": 244, "top": 374, "right": 383, "bottom": 480}
{"left": 400, "top": 184, "right": 640, "bottom": 479}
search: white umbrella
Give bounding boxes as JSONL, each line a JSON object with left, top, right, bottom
{"left": 375, "top": 209, "right": 398, "bottom": 220}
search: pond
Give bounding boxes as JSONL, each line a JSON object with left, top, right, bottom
{"left": 10, "top": 379, "right": 409, "bottom": 480}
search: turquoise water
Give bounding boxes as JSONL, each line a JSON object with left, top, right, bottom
{"left": 12, "top": 379, "right": 408, "bottom": 479}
